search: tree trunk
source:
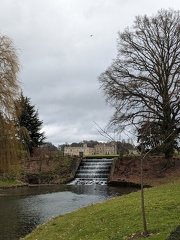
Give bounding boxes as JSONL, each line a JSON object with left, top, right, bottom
{"left": 164, "top": 157, "right": 175, "bottom": 169}
{"left": 140, "top": 157, "right": 148, "bottom": 236}
{"left": 164, "top": 139, "right": 175, "bottom": 168}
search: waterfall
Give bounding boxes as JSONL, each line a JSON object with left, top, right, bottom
{"left": 68, "top": 158, "right": 113, "bottom": 185}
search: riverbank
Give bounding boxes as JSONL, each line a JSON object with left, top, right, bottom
{"left": 1, "top": 156, "right": 179, "bottom": 188}
{"left": 19, "top": 156, "right": 180, "bottom": 240}
{"left": 21, "top": 182, "right": 180, "bottom": 240}
{"left": 109, "top": 156, "right": 180, "bottom": 187}
{"left": 1, "top": 156, "right": 180, "bottom": 239}
{"left": 0, "top": 179, "right": 27, "bottom": 188}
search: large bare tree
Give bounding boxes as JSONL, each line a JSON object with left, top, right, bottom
{"left": 0, "top": 35, "right": 21, "bottom": 173}
{"left": 99, "top": 9, "right": 180, "bottom": 160}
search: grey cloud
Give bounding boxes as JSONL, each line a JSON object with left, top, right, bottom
{"left": 0, "top": 0, "right": 179, "bottom": 145}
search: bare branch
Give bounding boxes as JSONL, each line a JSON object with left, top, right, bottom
{"left": 98, "top": 9, "right": 180, "bottom": 159}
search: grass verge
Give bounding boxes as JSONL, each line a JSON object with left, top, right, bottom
{"left": 21, "top": 182, "right": 180, "bottom": 240}
{"left": 0, "top": 179, "right": 27, "bottom": 188}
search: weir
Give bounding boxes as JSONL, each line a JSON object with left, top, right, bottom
{"left": 68, "top": 158, "right": 113, "bottom": 185}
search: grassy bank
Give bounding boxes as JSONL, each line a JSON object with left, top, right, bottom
{"left": 0, "top": 179, "right": 27, "bottom": 188}
{"left": 21, "top": 182, "right": 180, "bottom": 240}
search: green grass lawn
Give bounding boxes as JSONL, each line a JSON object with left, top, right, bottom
{"left": 21, "top": 182, "right": 180, "bottom": 240}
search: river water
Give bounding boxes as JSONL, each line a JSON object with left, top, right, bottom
{"left": 0, "top": 184, "right": 138, "bottom": 240}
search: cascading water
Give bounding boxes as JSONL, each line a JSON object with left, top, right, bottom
{"left": 68, "top": 158, "right": 113, "bottom": 185}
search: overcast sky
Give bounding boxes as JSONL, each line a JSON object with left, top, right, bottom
{"left": 0, "top": 0, "right": 179, "bottom": 146}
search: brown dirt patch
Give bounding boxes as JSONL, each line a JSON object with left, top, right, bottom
{"left": 109, "top": 156, "right": 180, "bottom": 186}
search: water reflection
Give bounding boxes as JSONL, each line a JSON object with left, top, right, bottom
{"left": 0, "top": 184, "right": 139, "bottom": 240}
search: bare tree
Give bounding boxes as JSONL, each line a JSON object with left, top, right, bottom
{"left": 99, "top": 9, "right": 180, "bottom": 162}
{"left": 0, "top": 35, "right": 21, "bottom": 173}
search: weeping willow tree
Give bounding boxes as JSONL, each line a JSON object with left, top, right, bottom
{"left": 0, "top": 114, "right": 22, "bottom": 173}
{"left": 0, "top": 35, "right": 22, "bottom": 173}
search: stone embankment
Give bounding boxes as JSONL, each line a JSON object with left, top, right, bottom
{"left": 22, "top": 156, "right": 81, "bottom": 184}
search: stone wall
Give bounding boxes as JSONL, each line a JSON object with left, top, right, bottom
{"left": 21, "top": 156, "right": 81, "bottom": 184}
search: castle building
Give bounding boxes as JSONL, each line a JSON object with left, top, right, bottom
{"left": 64, "top": 142, "right": 117, "bottom": 157}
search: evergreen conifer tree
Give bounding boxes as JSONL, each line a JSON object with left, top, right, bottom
{"left": 16, "top": 93, "right": 45, "bottom": 155}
